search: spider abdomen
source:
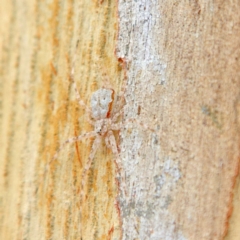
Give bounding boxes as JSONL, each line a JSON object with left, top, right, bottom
{"left": 91, "top": 88, "right": 114, "bottom": 119}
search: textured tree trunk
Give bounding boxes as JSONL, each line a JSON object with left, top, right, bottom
{"left": 0, "top": 0, "right": 240, "bottom": 240}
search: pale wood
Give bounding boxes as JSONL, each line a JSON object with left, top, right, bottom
{"left": 0, "top": 0, "right": 122, "bottom": 239}
{"left": 0, "top": 0, "right": 240, "bottom": 240}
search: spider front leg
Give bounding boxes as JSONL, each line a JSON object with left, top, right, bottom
{"left": 112, "top": 107, "right": 151, "bottom": 131}
{"left": 71, "top": 78, "right": 95, "bottom": 125}
{"left": 70, "top": 54, "right": 89, "bottom": 111}
{"left": 112, "top": 72, "right": 127, "bottom": 116}
{"left": 70, "top": 62, "right": 95, "bottom": 126}
{"left": 46, "top": 131, "right": 97, "bottom": 174}
{"left": 124, "top": 117, "right": 155, "bottom": 132}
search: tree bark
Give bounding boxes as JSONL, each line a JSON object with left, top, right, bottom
{"left": 0, "top": 0, "right": 240, "bottom": 240}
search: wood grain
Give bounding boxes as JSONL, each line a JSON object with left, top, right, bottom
{"left": 0, "top": 0, "right": 123, "bottom": 239}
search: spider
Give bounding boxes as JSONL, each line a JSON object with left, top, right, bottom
{"left": 73, "top": 83, "right": 126, "bottom": 202}
{"left": 45, "top": 57, "right": 155, "bottom": 240}
{"left": 47, "top": 61, "right": 128, "bottom": 205}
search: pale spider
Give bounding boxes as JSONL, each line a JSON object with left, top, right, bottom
{"left": 44, "top": 60, "right": 157, "bottom": 240}
{"left": 48, "top": 62, "right": 128, "bottom": 204}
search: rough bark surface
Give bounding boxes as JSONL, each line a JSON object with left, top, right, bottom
{"left": 117, "top": 1, "right": 240, "bottom": 240}
{"left": 0, "top": 0, "right": 240, "bottom": 240}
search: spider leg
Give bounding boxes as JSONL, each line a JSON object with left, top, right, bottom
{"left": 107, "top": 130, "right": 126, "bottom": 196}
{"left": 46, "top": 131, "right": 97, "bottom": 174}
{"left": 111, "top": 117, "right": 155, "bottom": 134}
{"left": 106, "top": 131, "right": 121, "bottom": 166}
{"left": 111, "top": 122, "right": 123, "bottom": 131}
{"left": 112, "top": 104, "right": 125, "bottom": 123}
{"left": 71, "top": 78, "right": 95, "bottom": 125}
{"left": 113, "top": 60, "right": 128, "bottom": 115}
{"left": 70, "top": 53, "right": 94, "bottom": 126}
{"left": 71, "top": 78, "right": 90, "bottom": 112}
{"left": 105, "top": 134, "right": 112, "bottom": 149}
{"left": 95, "top": 63, "right": 114, "bottom": 90}
{"left": 70, "top": 53, "right": 89, "bottom": 111}
{"left": 80, "top": 135, "right": 101, "bottom": 202}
